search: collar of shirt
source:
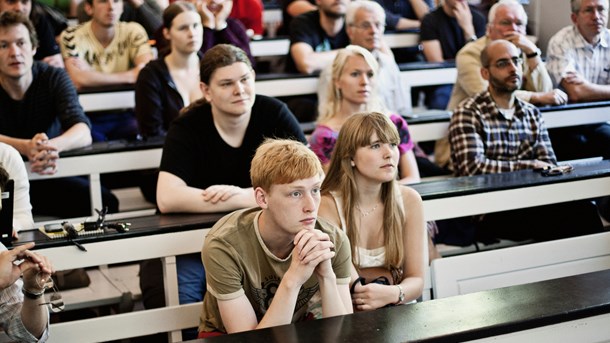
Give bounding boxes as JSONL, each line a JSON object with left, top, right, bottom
{"left": 572, "top": 25, "right": 610, "bottom": 49}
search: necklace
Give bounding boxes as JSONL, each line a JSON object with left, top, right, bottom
{"left": 356, "top": 203, "right": 378, "bottom": 217}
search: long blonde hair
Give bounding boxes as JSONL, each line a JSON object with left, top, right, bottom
{"left": 317, "top": 45, "right": 386, "bottom": 124}
{"left": 321, "top": 112, "right": 405, "bottom": 270}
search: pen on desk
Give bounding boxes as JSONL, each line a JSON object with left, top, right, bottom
{"left": 72, "top": 240, "right": 87, "bottom": 252}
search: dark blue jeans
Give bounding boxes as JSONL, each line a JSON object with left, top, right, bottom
{"left": 89, "top": 111, "right": 139, "bottom": 142}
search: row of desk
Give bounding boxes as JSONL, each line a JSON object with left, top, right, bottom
{"left": 26, "top": 100, "right": 610, "bottom": 215}
{"left": 185, "top": 269, "right": 610, "bottom": 342}
{"left": 15, "top": 159, "right": 610, "bottom": 342}
{"left": 77, "top": 61, "right": 457, "bottom": 114}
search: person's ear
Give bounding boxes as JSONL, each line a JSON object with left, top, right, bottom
{"left": 201, "top": 82, "right": 211, "bottom": 102}
{"left": 481, "top": 66, "right": 490, "bottom": 81}
{"left": 84, "top": 1, "right": 93, "bottom": 16}
{"left": 162, "top": 27, "right": 170, "bottom": 41}
{"left": 254, "top": 187, "right": 268, "bottom": 209}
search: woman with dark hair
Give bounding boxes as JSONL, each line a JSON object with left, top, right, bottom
{"left": 135, "top": 1, "right": 203, "bottom": 139}
{"left": 319, "top": 112, "right": 426, "bottom": 310}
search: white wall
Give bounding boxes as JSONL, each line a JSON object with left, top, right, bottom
{"left": 531, "top": 0, "right": 573, "bottom": 55}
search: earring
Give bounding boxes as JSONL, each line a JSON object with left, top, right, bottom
{"left": 350, "top": 160, "right": 355, "bottom": 167}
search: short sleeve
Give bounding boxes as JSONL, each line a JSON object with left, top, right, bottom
{"left": 202, "top": 236, "right": 246, "bottom": 300}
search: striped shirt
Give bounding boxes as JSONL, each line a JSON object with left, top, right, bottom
{"left": 449, "top": 91, "right": 557, "bottom": 176}
{"left": 0, "top": 244, "right": 49, "bottom": 342}
{"left": 546, "top": 25, "right": 610, "bottom": 87}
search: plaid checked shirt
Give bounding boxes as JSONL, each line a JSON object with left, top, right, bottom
{"left": 0, "top": 244, "right": 49, "bottom": 342}
{"left": 449, "top": 91, "right": 557, "bottom": 176}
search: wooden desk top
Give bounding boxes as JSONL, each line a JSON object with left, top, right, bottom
{"left": 189, "top": 269, "right": 610, "bottom": 342}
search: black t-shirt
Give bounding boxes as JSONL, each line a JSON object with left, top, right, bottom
{"left": 160, "top": 95, "right": 307, "bottom": 189}
{"left": 285, "top": 10, "right": 349, "bottom": 73}
{"left": 31, "top": 8, "right": 62, "bottom": 61}
{"left": 0, "top": 62, "right": 90, "bottom": 139}
{"left": 420, "top": 5, "right": 487, "bottom": 60}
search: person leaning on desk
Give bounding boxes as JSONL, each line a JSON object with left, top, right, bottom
{"left": 0, "top": 165, "right": 55, "bottom": 343}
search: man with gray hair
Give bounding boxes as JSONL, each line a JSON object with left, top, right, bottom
{"left": 317, "top": 0, "right": 409, "bottom": 115}
{"left": 545, "top": 0, "right": 610, "bottom": 161}
{"left": 436, "top": 0, "right": 567, "bottom": 169}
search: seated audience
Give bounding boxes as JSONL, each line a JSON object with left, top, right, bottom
{"left": 0, "top": 239, "right": 54, "bottom": 343}
{"left": 60, "top": 0, "right": 153, "bottom": 141}
{"left": 374, "top": 0, "right": 431, "bottom": 30}
{"left": 0, "top": 0, "right": 64, "bottom": 67}
{"left": 318, "top": 0, "right": 409, "bottom": 116}
{"left": 311, "top": 45, "right": 420, "bottom": 184}
{"left": 149, "top": 44, "right": 306, "bottom": 340}
{"left": 154, "top": 0, "right": 254, "bottom": 64}
{"left": 135, "top": 1, "right": 203, "bottom": 203}
{"left": 319, "top": 112, "right": 425, "bottom": 310}
{"left": 77, "top": 0, "right": 163, "bottom": 38}
{"left": 0, "top": 143, "right": 34, "bottom": 234}
{"left": 448, "top": 39, "right": 603, "bottom": 242}
{"left": 545, "top": 0, "right": 610, "bottom": 161}
{"left": 420, "top": 0, "right": 487, "bottom": 110}
{"left": 437, "top": 0, "right": 567, "bottom": 170}
{"left": 0, "top": 11, "right": 117, "bottom": 218}
{"left": 198, "top": 138, "right": 352, "bottom": 337}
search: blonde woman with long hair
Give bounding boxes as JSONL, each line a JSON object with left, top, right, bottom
{"left": 310, "top": 45, "right": 420, "bottom": 184}
{"left": 319, "top": 112, "right": 425, "bottom": 310}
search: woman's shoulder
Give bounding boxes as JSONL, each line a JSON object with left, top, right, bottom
{"left": 399, "top": 185, "right": 422, "bottom": 208}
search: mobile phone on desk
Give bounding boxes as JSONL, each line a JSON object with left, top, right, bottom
{"left": 44, "top": 223, "right": 64, "bottom": 233}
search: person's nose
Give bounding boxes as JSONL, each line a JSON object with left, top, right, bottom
{"left": 234, "top": 81, "right": 245, "bottom": 95}
{"left": 303, "top": 193, "right": 316, "bottom": 213}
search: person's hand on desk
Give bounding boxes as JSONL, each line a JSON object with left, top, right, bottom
{"left": 26, "top": 133, "right": 59, "bottom": 175}
{"left": 202, "top": 185, "right": 250, "bottom": 204}
{"left": 532, "top": 160, "right": 554, "bottom": 170}
{"left": 531, "top": 89, "right": 568, "bottom": 106}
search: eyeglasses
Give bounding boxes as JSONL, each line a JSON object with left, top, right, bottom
{"left": 350, "top": 21, "right": 385, "bottom": 31}
{"left": 487, "top": 56, "right": 523, "bottom": 69}
{"left": 37, "top": 277, "right": 65, "bottom": 313}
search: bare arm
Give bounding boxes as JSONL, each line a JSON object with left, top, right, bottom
{"left": 409, "top": 0, "right": 431, "bottom": 21}
{"left": 421, "top": 40, "right": 444, "bottom": 62}
{"left": 64, "top": 53, "right": 153, "bottom": 89}
{"left": 560, "top": 73, "right": 610, "bottom": 102}
{"left": 398, "top": 150, "right": 421, "bottom": 184}
{"left": 156, "top": 171, "right": 256, "bottom": 213}
{"left": 395, "top": 18, "right": 421, "bottom": 30}
{"left": 286, "top": 0, "right": 317, "bottom": 17}
{"left": 396, "top": 186, "right": 425, "bottom": 302}
{"left": 290, "top": 42, "right": 338, "bottom": 74}
{"left": 48, "top": 123, "right": 92, "bottom": 153}
{"left": 42, "top": 54, "right": 65, "bottom": 68}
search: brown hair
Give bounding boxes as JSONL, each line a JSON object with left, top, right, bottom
{"left": 251, "top": 139, "right": 323, "bottom": 192}
{"left": 162, "top": 1, "right": 197, "bottom": 29}
{"left": 0, "top": 11, "right": 38, "bottom": 48}
{"left": 322, "top": 112, "right": 405, "bottom": 270}
{"left": 200, "top": 44, "right": 252, "bottom": 85}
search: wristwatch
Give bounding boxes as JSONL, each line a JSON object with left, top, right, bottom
{"left": 22, "top": 287, "right": 45, "bottom": 300}
{"left": 526, "top": 49, "right": 541, "bottom": 59}
{"left": 467, "top": 35, "right": 478, "bottom": 43}
{"left": 395, "top": 284, "right": 405, "bottom": 304}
